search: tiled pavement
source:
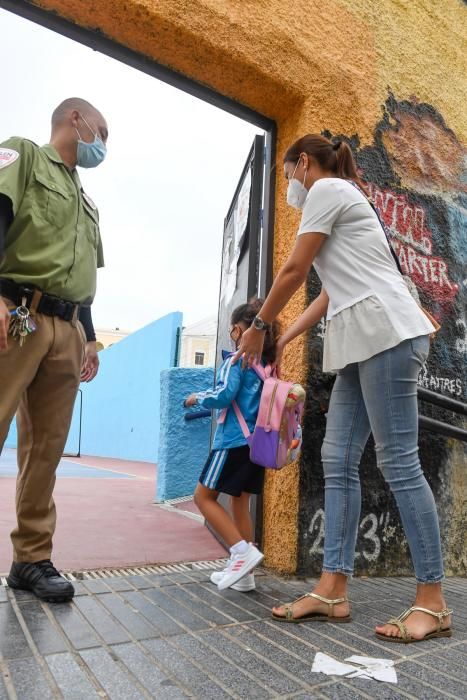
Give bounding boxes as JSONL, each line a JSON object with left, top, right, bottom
{"left": 0, "top": 568, "right": 465, "bottom": 699}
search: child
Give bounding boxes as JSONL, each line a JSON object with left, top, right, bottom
{"left": 184, "top": 299, "right": 280, "bottom": 591}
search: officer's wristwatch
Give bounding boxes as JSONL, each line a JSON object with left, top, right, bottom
{"left": 252, "top": 315, "right": 271, "bottom": 331}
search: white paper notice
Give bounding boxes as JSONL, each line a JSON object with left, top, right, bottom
{"left": 311, "top": 653, "right": 360, "bottom": 677}
{"left": 346, "top": 655, "right": 398, "bottom": 684}
{"left": 311, "top": 652, "right": 397, "bottom": 684}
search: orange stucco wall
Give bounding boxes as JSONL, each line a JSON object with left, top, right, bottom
{"left": 27, "top": 0, "right": 467, "bottom": 573}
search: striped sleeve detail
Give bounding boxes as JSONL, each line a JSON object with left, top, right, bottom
{"left": 196, "top": 357, "right": 241, "bottom": 409}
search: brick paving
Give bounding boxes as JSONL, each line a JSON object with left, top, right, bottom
{"left": 0, "top": 568, "right": 465, "bottom": 699}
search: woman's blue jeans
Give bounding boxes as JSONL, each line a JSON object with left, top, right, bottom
{"left": 321, "top": 335, "right": 444, "bottom": 583}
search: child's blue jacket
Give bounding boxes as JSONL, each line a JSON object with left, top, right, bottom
{"left": 195, "top": 351, "right": 263, "bottom": 450}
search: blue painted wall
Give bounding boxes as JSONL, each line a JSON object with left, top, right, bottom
{"left": 157, "top": 367, "right": 214, "bottom": 502}
{"left": 6, "top": 312, "right": 182, "bottom": 463}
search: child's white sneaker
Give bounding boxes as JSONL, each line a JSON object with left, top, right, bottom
{"left": 209, "top": 558, "right": 232, "bottom": 586}
{"left": 217, "top": 544, "right": 263, "bottom": 591}
{"left": 210, "top": 569, "right": 256, "bottom": 591}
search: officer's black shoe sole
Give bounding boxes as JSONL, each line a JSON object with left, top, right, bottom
{"left": 7, "top": 574, "right": 75, "bottom": 603}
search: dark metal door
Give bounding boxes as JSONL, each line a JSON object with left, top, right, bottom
{"left": 207, "top": 134, "right": 267, "bottom": 549}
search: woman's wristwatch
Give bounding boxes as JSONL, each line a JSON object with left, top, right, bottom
{"left": 252, "top": 315, "right": 271, "bottom": 331}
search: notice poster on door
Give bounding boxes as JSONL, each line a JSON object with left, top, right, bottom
{"left": 217, "top": 138, "right": 262, "bottom": 361}
{"left": 220, "top": 168, "right": 251, "bottom": 307}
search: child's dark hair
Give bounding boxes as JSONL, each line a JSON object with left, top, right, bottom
{"left": 231, "top": 298, "right": 280, "bottom": 364}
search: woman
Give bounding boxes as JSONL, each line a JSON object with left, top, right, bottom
{"left": 233, "top": 134, "right": 452, "bottom": 644}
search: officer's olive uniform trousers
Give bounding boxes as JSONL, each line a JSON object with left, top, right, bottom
{"left": 0, "top": 300, "right": 84, "bottom": 562}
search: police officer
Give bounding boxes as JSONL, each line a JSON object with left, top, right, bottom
{"left": 0, "top": 98, "right": 108, "bottom": 601}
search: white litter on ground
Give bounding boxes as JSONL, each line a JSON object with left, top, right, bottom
{"left": 311, "top": 652, "right": 398, "bottom": 684}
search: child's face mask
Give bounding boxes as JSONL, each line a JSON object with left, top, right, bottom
{"left": 229, "top": 324, "right": 243, "bottom": 350}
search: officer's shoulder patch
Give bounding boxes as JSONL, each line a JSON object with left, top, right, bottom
{"left": 0, "top": 148, "right": 19, "bottom": 170}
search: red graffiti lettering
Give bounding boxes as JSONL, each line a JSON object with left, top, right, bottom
{"left": 368, "top": 184, "right": 432, "bottom": 254}
{"left": 367, "top": 184, "right": 458, "bottom": 312}
{"left": 392, "top": 241, "right": 458, "bottom": 306}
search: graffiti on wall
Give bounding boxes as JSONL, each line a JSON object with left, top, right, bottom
{"left": 357, "top": 94, "right": 465, "bottom": 325}
{"left": 299, "top": 92, "right": 466, "bottom": 576}
{"left": 355, "top": 94, "right": 466, "bottom": 401}
{"left": 307, "top": 508, "right": 398, "bottom": 564}
{"left": 367, "top": 184, "right": 458, "bottom": 308}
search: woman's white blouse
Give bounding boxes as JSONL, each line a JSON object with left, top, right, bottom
{"left": 298, "top": 178, "right": 434, "bottom": 372}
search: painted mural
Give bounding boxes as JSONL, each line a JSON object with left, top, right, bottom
{"left": 355, "top": 93, "right": 466, "bottom": 402}
{"left": 300, "top": 93, "right": 467, "bottom": 577}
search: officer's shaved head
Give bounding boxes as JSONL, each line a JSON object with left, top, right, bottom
{"left": 50, "top": 98, "right": 108, "bottom": 156}
{"left": 52, "top": 98, "right": 104, "bottom": 128}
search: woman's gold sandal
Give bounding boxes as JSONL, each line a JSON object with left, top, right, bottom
{"left": 272, "top": 592, "right": 351, "bottom": 623}
{"left": 375, "top": 606, "right": 453, "bottom": 644}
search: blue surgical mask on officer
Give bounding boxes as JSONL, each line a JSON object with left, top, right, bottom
{"left": 75, "top": 114, "right": 107, "bottom": 169}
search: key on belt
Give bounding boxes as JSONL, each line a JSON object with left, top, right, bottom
{"left": 8, "top": 296, "right": 37, "bottom": 347}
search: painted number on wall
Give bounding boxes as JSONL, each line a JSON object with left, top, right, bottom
{"left": 308, "top": 509, "right": 394, "bottom": 563}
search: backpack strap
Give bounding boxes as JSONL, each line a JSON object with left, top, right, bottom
{"left": 218, "top": 361, "right": 270, "bottom": 438}
{"left": 251, "top": 362, "right": 275, "bottom": 381}
{"left": 231, "top": 400, "right": 252, "bottom": 440}
{"left": 217, "top": 401, "right": 251, "bottom": 440}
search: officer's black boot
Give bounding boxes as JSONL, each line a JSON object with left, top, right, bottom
{"left": 7, "top": 560, "right": 75, "bottom": 602}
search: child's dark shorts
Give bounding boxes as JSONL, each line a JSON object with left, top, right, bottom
{"left": 199, "top": 445, "right": 264, "bottom": 496}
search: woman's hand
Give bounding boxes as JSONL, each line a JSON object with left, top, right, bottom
{"left": 184, "top": 393, "right": 198, "bottom": 407}
{"left": 232, "top": 326, "right": 265, "bottom": 368}
{"left": 272, "top": 339, "right": 285, "bottom": 377}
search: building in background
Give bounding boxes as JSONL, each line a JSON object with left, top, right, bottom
{"left": 179, "top": 316, "right": 217, "bottom": 368}
{"left": 95, "top": 328, "right": 130, "bottom": 351}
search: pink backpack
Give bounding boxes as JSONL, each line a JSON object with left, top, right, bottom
{"left": 219, "top": 364, "right": 305, "bottom": 470}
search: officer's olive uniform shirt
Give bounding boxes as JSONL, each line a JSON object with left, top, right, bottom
{"left": 0, "top": 137, "right": 104, "bottom": 304}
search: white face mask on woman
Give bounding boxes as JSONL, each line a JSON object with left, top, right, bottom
{"left": 286, "top": 158, "right": 308, "bottom": 209}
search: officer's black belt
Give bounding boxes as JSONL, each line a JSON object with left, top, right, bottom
{"left": 0, "top": 279, "right": 79, "bottom": 323}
